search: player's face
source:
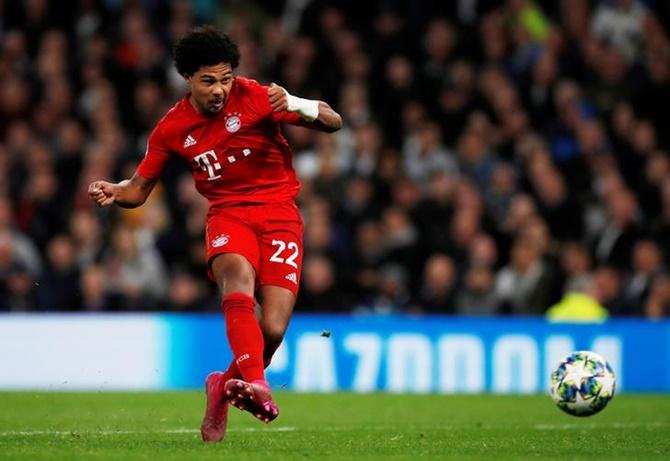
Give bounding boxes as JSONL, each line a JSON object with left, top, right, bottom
{"left": 187, "top": 63, "right": 234, "bottom": 115}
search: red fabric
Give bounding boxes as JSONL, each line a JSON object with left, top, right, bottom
{"left": 218, "top": 343, "right": 279, "bottom": 392}
{"left": 220, "top": 360, "right": 242, "bottom": 389}
{"left": 136, "top": 76, "right": 304, "bottom": 206}
{"left": 222, "top": 292, "right": 265, "bottom": 383}
{"left": 205, "top": 201, "right": 303, "bottom": 295}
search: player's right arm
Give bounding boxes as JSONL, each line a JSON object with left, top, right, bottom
{"left": 88, "top": 173, "right": 157, "bottom": 208}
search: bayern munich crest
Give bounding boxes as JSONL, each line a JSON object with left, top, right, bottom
{"left": 211, "top": 233, "right": 230, "bottom": 248}
{"left": 225, "top": 113, "right": 241, "bottom": 133}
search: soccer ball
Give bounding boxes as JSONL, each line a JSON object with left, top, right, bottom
{"left": 550, "top": 350, "right": 616, "bottom": 416}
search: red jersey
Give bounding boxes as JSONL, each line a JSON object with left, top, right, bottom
{"left": 137, "top": 77, "right": 304, "bottom": 207}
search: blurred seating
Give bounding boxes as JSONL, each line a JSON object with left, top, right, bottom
{"left": 0, "top": 0, "right": 668, "bottom": 317}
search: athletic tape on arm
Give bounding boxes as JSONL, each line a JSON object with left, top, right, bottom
{"left": 286, "top": 92, "right": 320, "bottom": 122}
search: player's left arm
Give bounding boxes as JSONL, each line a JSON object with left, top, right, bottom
{"left": 268, "top": 83, "right": 342, "bottom": 133}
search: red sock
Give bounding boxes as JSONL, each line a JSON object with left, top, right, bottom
{"left": 217, "top": 352, "right": 272, "bottom": 394}
{"left": 217, "top": 332, "right": 280, "bottom": 391}
{"left": 223, "top": 292, "right": 265, "bottom": 383}
{"left": 221, "top": 359, "right": 242, "bottom": 383}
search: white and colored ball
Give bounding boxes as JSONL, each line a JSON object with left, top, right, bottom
{"left": 550, "top": 350, "right": 616, "bottom": 416}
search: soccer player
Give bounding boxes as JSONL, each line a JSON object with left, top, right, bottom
{"left": 88, "top": 26, "right": 342, "bottom": 442}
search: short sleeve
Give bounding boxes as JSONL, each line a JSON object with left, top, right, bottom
{"left": 137, "top": 124, "right": 171, "bottom": 180}
{"left": 271, "top": 110, "right": 304, "bottom": 125}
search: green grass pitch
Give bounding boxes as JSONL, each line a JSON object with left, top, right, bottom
{"left": 0, "top": 392, "right": 668, "bottom": 460}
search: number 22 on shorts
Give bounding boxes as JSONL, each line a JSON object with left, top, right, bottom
{"left": 269, "top": 240, "right": 299, "bottom": 268}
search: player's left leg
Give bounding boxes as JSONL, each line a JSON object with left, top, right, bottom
{"left": 258, "top": 285, "right": 296, "bottom": 366}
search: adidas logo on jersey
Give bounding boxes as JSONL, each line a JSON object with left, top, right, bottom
{"left": 183, "top": 135, "right": 197, "bottom": 148}
{"left": 285, "top": 272, "right": 298, "bottom": 285}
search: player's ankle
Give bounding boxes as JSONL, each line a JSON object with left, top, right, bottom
{"left": 251, "top": 379, "right": 270, "bottom": 389}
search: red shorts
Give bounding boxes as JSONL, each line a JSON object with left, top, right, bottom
{"left": 205, "top": 201, "right": 304, "bottom": 295}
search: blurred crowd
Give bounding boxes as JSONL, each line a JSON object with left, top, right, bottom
{"left": 0, "top": 0, "right": 669, "bottom": 318}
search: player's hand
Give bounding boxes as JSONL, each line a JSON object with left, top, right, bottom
{"left": 88, "top": 181, "right": 117, "bottom": 207}
{"left": 268, "top": 83, "right": 288, "bottom": 112}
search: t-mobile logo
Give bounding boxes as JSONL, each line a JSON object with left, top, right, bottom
{"left": 194, "top": 150, "right": 222, "bottom": 180}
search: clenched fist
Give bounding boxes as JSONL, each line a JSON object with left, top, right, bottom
{"left": 268, "top": 83, "right": 288, "bottom": 112}
{"left": 88, "top": 181, "right": 117, "bottom": 207}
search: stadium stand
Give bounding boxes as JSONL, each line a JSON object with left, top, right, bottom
{"left": 0, "top": 0, "right": 668, "bottom": 317}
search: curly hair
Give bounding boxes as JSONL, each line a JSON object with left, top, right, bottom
{"left": 173, "top": 26, "right": 240, "bottom": 76}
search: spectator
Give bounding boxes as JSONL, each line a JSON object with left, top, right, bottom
{"left": 645, "top": 274, "right": 670, "bottom": 319}
{"left": 414, "top": 171, "right": 456, "bottom": 255}
{"left": 485, "top": 162, "right": 518, "bottom": 226}
{"left": 166, "top": 271, "right": 214, "bottom": 312}
{"left": 620, "top": 239, "right": 666, "bottom": 315}
{"left": 0, "top": 231, "right": 36, "bottom": 311}
{"left": 559, "top": 241, "right": 593, "bottom": 294}
{"left": 79, "top": 264, "right": 112, "bottom": 312}
{"left": 367, "top": 263, "right": 412, "bottom": 314}
{"left": 468, "top": 233, "right": 499, "bottom": 270}
{"left": 545, "top": 281, "right": 609, "bottom": 323}
{"left": 0, "top": 196, "right": 42, "bottom": 276}
{"left": 592, "top": 187, "right": 642, "bottom": 268}
{"left": 350, "top": 220, "right": 385, "bottom": 304}
{"left": 69, "top": 210, "right": 104, "bottom": 268}
{"left": 379, "top": 206, "right": 421, "bottom": 274}
{"left": 36, "top": 235, "right": 80, "bottom": 311}
{"left": 402, "top": 121, "right": 458, "bottom": 185}
{"left": 103, "top": 224, "right": 168, "bottom": 310}
{"left": 528, "top": 161, "right": 584, "bottom": 241}
{"left": 455, "top": 264, "right": 500, "bottom": 316}
{"left": 296, "top": 254, "right": 344, "bottom": 312}
{"left": 591, "top": 0, "right": 648, "bottom": 63}
{"left": 413, "top": 253, "right": 458, "bottom": 314}
{"left": 494, "top": 237, "right": 557, "bottom": 315}
{"left": 591, "top": 265, "right": 626, "bottom": 315}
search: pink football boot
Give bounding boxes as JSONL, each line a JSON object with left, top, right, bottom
{"left": 200, "top": 372, "right": 230, "bottom": 442}
{"left": 224, "top": 378, "right": 279, "bottom": 423}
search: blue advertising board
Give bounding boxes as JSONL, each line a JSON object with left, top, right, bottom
{"left": 166, "top": 315, "right": 670, "bottom": 393}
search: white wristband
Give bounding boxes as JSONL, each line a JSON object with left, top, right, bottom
{"left": 286, "top": 93, "right": 320, "bottom": 122}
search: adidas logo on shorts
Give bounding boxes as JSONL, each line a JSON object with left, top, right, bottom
{"left": 285, "top": 272, "right": 298, "bottom": 284}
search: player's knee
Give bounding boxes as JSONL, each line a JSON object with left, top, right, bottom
{"left": 261, "top": 322, "right": 286, "bottom": 348}
{"left": 212, "top": 254, "right": 255, "bottom": 294}
{"left": 221, "top": 274, "right": 254, "bottom": 295}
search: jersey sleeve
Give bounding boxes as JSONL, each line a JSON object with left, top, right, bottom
{"left": 136, "top": 124, "right": 171, "bottom": 180}
{"left": 271, "top": 110, "right": 304, "bottom": 125}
